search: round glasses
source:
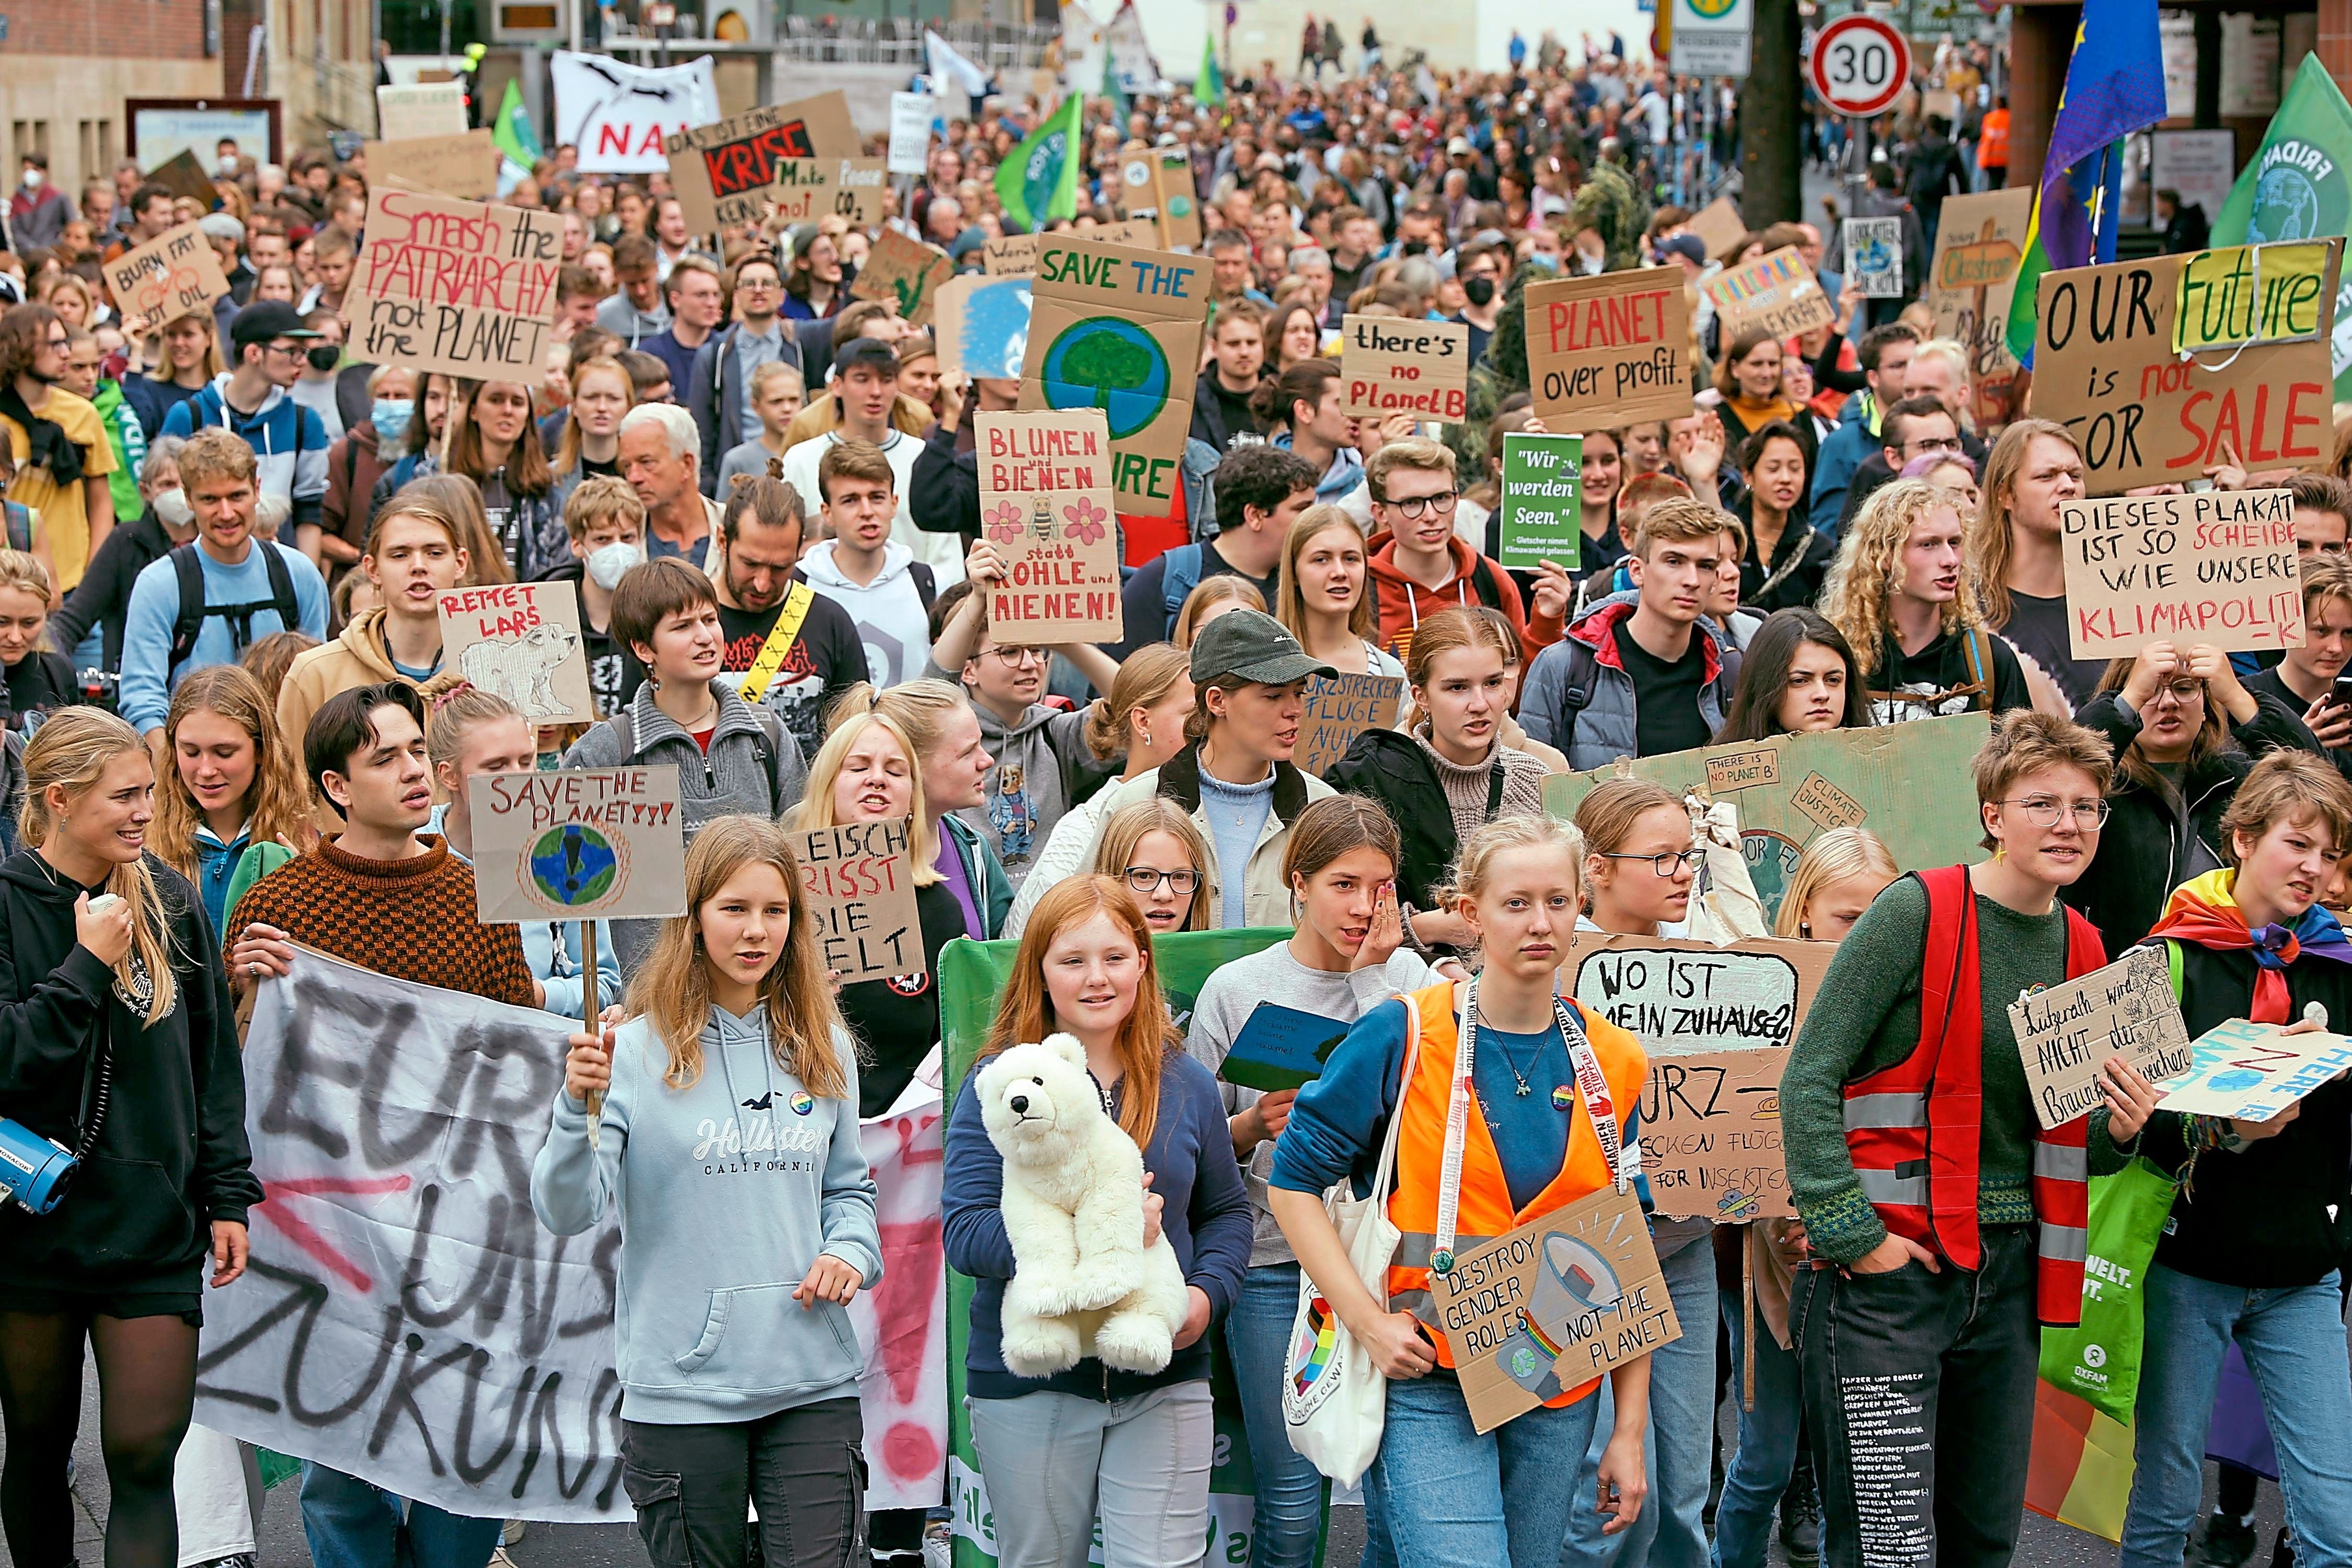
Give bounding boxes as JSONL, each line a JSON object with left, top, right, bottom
{"left": 2001, "top": 797, "right": 2111, "bottom": 829}
{"left": 1123, "top": 867, "right": 1201, "bottom": 896}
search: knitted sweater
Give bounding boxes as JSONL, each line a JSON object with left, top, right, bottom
{"left": 229, "top": 835, "right": 538, "bottom": 1008}
{"left": 1411, "top": 722, "right": 1548, "bottom": 845}
{"left": 1780, "top": 875, "right": 2130, "bottom": 1264}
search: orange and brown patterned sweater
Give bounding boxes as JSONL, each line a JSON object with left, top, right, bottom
{"left": 229, "top": 835, "right": 538, "bottom": 1008}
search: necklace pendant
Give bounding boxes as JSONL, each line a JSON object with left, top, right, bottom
{"left": 1514, "top": 1080, "right": 1532, "bottom": 1096}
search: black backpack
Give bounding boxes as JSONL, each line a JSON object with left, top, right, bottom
{"left": 166, "top": 542, "right": 302, "bottom": 681}
{"left": 607, "top": 702, "right": 801, "bottom": 816}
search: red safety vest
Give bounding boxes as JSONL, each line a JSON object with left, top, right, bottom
{"left": 1840, "top": 864, "right": 2099, "bottom": 1325}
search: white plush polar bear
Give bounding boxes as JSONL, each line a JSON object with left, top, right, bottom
{"left": 976, "top": 1033, "right": 1191, "bottom": 1377}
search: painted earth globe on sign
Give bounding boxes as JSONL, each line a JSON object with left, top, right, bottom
{"left": 1042, "top": 316, "right": 1171, "bottom": 440}
{"left": 2251, "top": 163, "right": 2330, "bottom": 242}
{"left": 529, "top": 823, "right": 620, "bottom": 906}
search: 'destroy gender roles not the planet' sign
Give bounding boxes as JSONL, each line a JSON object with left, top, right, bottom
{"left": 2059, "top": 488, "right": 2304, "bottom": 658}
{"left": 468, "top": 766, "right": 688, "bottom": 924}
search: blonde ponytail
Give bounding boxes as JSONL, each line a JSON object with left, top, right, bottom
{"left": 21, "top": 709, "right": 178, "bottom": 1024}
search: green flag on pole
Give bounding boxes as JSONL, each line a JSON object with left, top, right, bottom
{"left": 1102, "top": 50, "right": 1130, "bottom": 126}
{"left": 2208, "top": 52, "right": 2352, "bottom": 397}
{"left": 1198, "top": 34, "right": 1226, "bottom": 108}
{"left": 994, "top": 90, "right": 1084, "bottom": 233}
{"left": 491, "top": 77, "right": 541, "bottom": 173}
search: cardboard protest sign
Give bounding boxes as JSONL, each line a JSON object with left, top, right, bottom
{"left": 664, "top": 93, "right": 860, "bottom": 233}
{"left": 1018, "top": 236, "right": 1210, "bottom": 522}
{"left": 931, "top": 273, "right": 1033, "bottom": 379}
{"left": 2010, "top": 946, "right": 2195, "bottom": 1130}
{"left": 825, "top": 159, "right": 891, "bottom": 227}
{"left": 101, "top": 221, "right": 232, "bottom": 326}
{"left": 2058, "top": 488, "right": 2303, "bottom": 659}
{"left": 888, "top": 91, "right": 935, "bottom": 174}
{"left": 1546, "top": 712, "right": 1992, "bottom": 924}
{"left": 1340, "top": 315, "right": 1469, "bottom": 422}
{"left": 2032, "top": 241, "right": 2343, "bottom": 494}
{"left": 1112, "top": 146, "right": 1202, "bottom": 250}
{"left": 2155, "top": 1017, "right": 2352, "bottom": 1122}
{"left": 984, "top": 233, "right": 1043, "bottom": 276}
{"left": 794, "top": 818, "right": 925, "bottom": 983}
{"left": 1845, "top": 216, "right": 1905, "bottom": 297}
{"left": 1704, "top": 246, "right": 1836, "bottom": 338}
{"left": 1431, "top": 1186, "right": 1681, "bottom": 1433}
{"left": 195, "top": 950, "right": 628, "bottom": 1523}
{"left": 349, "top": 187, "right": 564, "bottom": 384}
{"left": 468, "top": 766, "right": 688, "bottom": 923}
{"left": 1498, "top": 432, "right": 1584, "bottom": 570}
{"left": 141, "top": 149, "right": 220, "bottom": 210}
{"left": 852, "top": 228, "right": 954, "bottom": 330}
{"left": 1684, "top": 196, "right": 1748, "bottom": 260}
{"left": 364, "top": 129, "right": 501, "bottom": 200}
{"left": 1296, "top": 673, "right": 1405, "bottom": 776}
{"left": 437, "top": 582, "right": 596, "bottom": 725}
{"left": 974, "top": 410, "right": 1124, "bottom": 644}
{"left": 1524, "top": 269, "right": 1693, "bottom": 430}
{"left": 1634, "top": 1048, "right": 1793, "bottom": 1221}
{"left": 1927, "top": 188, "right": 2035, "bottom": 428}
{"left": 2173, "top": 241, "right": 2334, "bottom": 353}
{"left": 376, "top": 81, "right": 467, "bottom": 141}
{"left": 750, "top": 157, "right": 891, "bottom": 228}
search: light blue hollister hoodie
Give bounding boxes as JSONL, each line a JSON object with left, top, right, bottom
{"left": 531, "top": 1005, "right": 882, "bottom": 1423}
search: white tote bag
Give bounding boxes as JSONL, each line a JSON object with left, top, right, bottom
{"left": 1279, "top": 993, "right": 1424, "bottom": 1490}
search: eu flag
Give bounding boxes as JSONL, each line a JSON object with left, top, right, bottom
{"left": 2003, "top": 0, "right": 2169, "bottom": 362}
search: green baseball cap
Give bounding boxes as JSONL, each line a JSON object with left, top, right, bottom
{"left": 1189, "top": 608, "right": 1339, "bottom": 686}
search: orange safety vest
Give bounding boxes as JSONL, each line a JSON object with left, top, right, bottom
{"left": 1383, "top": 980, "right": 1648, "bottom": 1405}
{"left": 1978, "top": 109, "right": 2011, "bottom": 170}
{"left": 1839, "top": 865, "right": 2099, "bottom": 1325}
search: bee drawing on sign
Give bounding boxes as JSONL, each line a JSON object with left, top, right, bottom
{"left": 462, "top": 622, "right": 582, "bottom": 720}
{"left": 1028, "top": 495, "right": 1057, "bottom": 545}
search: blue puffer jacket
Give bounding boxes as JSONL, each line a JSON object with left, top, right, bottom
{"left": 1519, "top": 593, "right": 1738, "bottom": 772}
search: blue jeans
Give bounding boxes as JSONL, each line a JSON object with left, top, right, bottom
{"left": 1710, "top": 1284, "right": 1802, "bottom": 1568}
{"left": 1564, "top": 1235, "right": 1719, "bottom": 1568}
{"left": 298, "top": 1462, "right": 502, "bottom": 1568}
{"left": 1223, "top": 1263, "right": 1325, "bottom": 1568}
{"left": 1363, "top": 1369, "right": 1599, "bottom": 1568}
{"left": 2120, "top": 1264, "right": 2352, "bottom": 1568}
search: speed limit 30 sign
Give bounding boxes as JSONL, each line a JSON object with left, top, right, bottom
{"left": 1809, "top": 14, "right": 1911, "bottom": 118}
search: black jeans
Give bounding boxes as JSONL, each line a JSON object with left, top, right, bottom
{"left": 1792, "top": 1225, "right": 2038, "bottom": 1568}
{"left": 621, "top": 1397, "right": 864, "bottom": 1568}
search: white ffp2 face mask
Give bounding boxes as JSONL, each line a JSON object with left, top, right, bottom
{"left": 586, "top": 540, "right": 644, "bottom": 591}
{"left": 151, "top": 487, "right": 194, "bottom": 528}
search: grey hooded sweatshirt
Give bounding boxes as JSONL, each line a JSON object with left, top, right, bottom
{"left": 531, "top": 1005, "right": 881, "bottom": 1424}
{"left": 924, "top": 668, "right": 1092, "bottom": 893}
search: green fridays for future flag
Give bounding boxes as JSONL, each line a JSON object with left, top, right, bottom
{"left": 994, "top": 91, "right": 1084, "bottom": 234}
{"left": 2209, "top": 52, "right": 2352, "bottom": 397}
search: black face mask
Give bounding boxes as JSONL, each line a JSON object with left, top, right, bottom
{"left": 1462, "top": 276, "right": 1497, "bottom": 307}
{"left": 1402, "top": 239, "right": 1428, "bottom": 255}
{"left": 306, "top": 344, "right": 340, "bottom": 372}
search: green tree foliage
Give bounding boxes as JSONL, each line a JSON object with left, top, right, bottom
{"left": 1570, "top": 159, "right": 1654, "bottom": 274}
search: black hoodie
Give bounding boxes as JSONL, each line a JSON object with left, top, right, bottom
{"left": 0, "top": 850, "right": 258, "bottom": 1297}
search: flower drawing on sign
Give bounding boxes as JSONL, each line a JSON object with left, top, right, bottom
{"left": 985, "top": 501, "right": 1024, "bottom": 542}
{"left": 1063, "top": 497, "right": 1108, "bottom": 546}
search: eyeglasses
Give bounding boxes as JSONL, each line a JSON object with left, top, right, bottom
{"left": 41, "top": 335, "right": 67, "bottom": 351}
{"left": 1380, "top": 489, "right": 1460, "bottom": 520}
{"left": 2151, "top": 678, "right": 2205, "bottom": 704}
{"left": 1123, "top": 866, "right": 1201, "bottom": 896}
{"left": 261, "top": 341, "right": 305, "bottom": 359}
{"left": 737, "top": 276, "right": 780, "bottom": 290}
{"left": 2003, "top": 797, "right": 2111, "bottom": 829}
{"left": 1602, "top": 848, "right": 1704, "bottom": 877}
{"left": 1904, "top": 435, "right": 1965, "bottom": 456}
{"left": 982, "top": 645, "right": 1048, "bottom": 667}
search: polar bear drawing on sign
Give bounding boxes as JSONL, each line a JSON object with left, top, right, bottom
{"left": 460, "top": 622, "right": 580, "bottom": 720}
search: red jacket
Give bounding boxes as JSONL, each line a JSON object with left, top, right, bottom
{"left": 1366, "top": 533, "right": 1564, "bottom": 666}
{"left": 1841, "top": 864, "right": 2100, "bottom": 1324}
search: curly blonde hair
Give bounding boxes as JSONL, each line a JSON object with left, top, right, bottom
{"left": 1819, "top": 478, "right": 1983, "bottom": 676}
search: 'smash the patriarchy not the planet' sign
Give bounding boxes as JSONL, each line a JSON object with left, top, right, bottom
{"left": 794, "top": 817, "right": 926, "bottom": 984}
{"left": 2033, "top": 239, "right": 2343, "bottom": 492}
{"left": 1498, "top": 432, "right": 1584, "bottom": 570}
{"left": 974, "top": 409, "right": 1124, "bottom": 644}
{"left": 102, "top": 221, "right": 234, "bottom": 327}
{"left": 437, "top": 582, "right": 596, "bottom": 727}
{"left": 663, "top": 93, "right": 859, "bottom": 232}
{"left": 1018, "top": 236, "right": 1209, "bottom": 522}
{"left": 1295, "top": 672, "right": 1405, "bottom": 775}
{"left": 1524, "top": 268, "right": 1694, "bottom": 429}
{"left": 1431, "top": 1186, "right": 1680, "bottom": 1434}
{"left": 469, "top": 766, "right": 688, "bottom": 924}
{"left": 1704, "top": 246, "right": 1837, "bottom": 338}
{"left": 2010, "top": 946, "right": 2195, "bottom": 1131}
{"left": 1338, "top": 314, "right": 1469, "bottom": 422}
{"left": 350, "top": 188, "right": 564, "bottom": 383}
{"left": 2059, "top": 488, "right": 2303, "bottom": 658}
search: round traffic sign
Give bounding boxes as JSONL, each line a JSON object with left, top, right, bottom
{"left": 1809, "top": 15, "right": 1911, "bottom": 118}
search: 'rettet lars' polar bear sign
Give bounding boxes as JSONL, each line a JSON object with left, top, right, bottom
{"left": 439, "top": 582, "right": 597, "bottom": 726}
